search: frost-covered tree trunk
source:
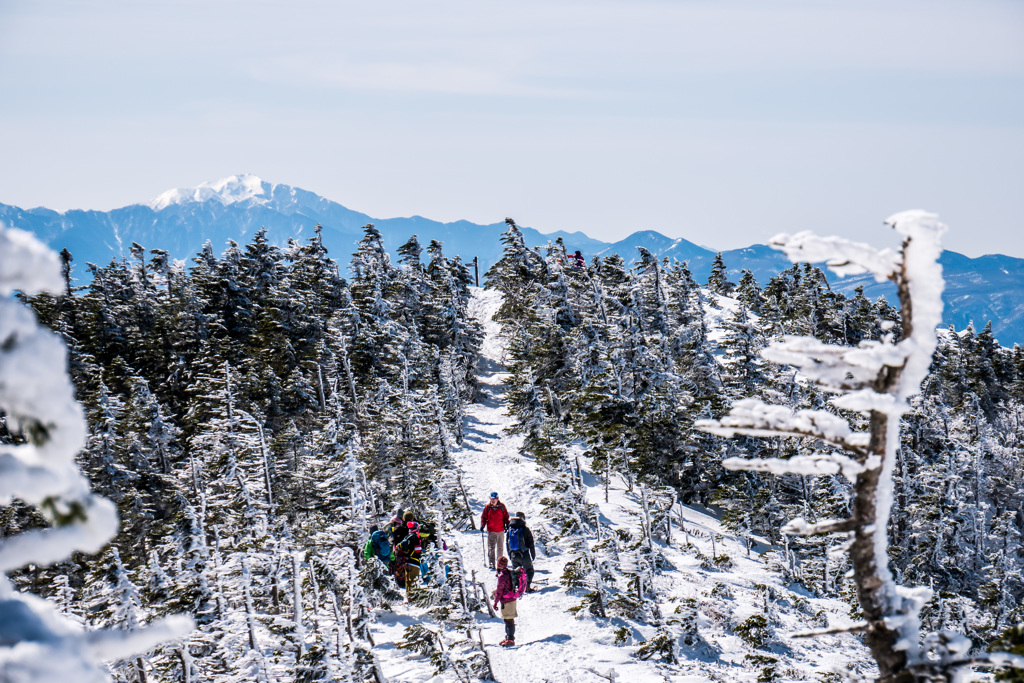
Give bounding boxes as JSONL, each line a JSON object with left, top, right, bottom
{"left": 697, "top": 212, "right": 1024, "bottom": 682}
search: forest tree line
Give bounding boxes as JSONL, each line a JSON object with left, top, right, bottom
{"left": 3, "top": 224, "right": 488, "bottom": 681}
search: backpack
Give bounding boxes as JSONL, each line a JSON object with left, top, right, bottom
{"left": 515, "top": 566, "right": 527, "bottom": 596}
{"left": 371, "top": 530, "right": 390, "bottom": 558}
{"left": 390, "top": 521, "right": 408, "bottom": 545}
{"left": 508, "top": 525, "right": 523, "bottom": 552}
{"left": 400, "top": 532, "right": 421, "bottom": 559}
{"left": 498, "top": 567, "right": 528, "bottom": 601}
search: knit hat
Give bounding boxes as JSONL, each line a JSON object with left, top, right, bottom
{"left": 490, "top": 492, "right": 499, "bottom": 499}
{"left": 394, "top": 508, "right": 404, "bottom": 518}
{"left": 515, "top": 511, "right": 525, "bottom": 520}
{"left": 369, "top": 524, "right": 379, "bottom": 533}
{"left": 497, "top": 556, "right": 509, "bottom": 568}
{"left": 407, "top": 521, "right": 419, "bottom": 531}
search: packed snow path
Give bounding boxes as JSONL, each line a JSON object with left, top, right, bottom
{"left": 371, "top": 287, "right": 872, "bottom": 683}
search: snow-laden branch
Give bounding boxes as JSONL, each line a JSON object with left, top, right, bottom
{"left": 0, "top": 227, "right": 63, "bottom": 296}
{"left": 788, "top": 621, "right": 870, "bottom": 638}
{"left": 695, "top": 398, "right": 870, "bottom": 458}
{"left": 723, "top": 453, "right": 866, "bottom": 482}
{"left": 761, "top": 336, "right": 907, "bottom": 393}
{"left": 0, "top": 497, "right": 118, "bottom": 572}
{"left": 780, "top": 517, "right": 857, "bottom": 537}
{"left": 768, "top": 231, "right": 900, "bottom": 282}
{"left": 83, "top": 615, "right": 195, "bottom": 661}
{"left": 0, "top": 224, "right": 192, "bottom": 682}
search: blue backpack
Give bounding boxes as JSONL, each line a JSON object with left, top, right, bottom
{"left": 508, "top": 526, "right": 523, "bottom": 552}
{"left": 371, "top": 530, "right": 390, "bottom": 559}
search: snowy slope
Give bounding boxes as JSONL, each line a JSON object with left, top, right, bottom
{"left": 369, "top": 288, "right": 874, "bottom": 682}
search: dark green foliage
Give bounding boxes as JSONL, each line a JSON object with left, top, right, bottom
{"left": 989, "top": 625, "right": 1024, "bottom": 682}
{"left": 745, "top": 654, "right": 779, "bottom": 682}
{"left": 734, "top": 614, "right": 771, "bottom": 648}
{"left": 634, "top": 628, "right": 678, "bottom": 663}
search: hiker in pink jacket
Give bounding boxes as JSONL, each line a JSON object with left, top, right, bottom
{"left": 492, "top": 556, "right": 526, "bottom": 647}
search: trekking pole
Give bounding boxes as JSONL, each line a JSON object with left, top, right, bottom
{"left": 481, "top": 528, "right": 486, "bottom": 565}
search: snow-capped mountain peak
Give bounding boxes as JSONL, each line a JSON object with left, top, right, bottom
{"left": 149, "top": 173, "right": 270, "bottom": 210}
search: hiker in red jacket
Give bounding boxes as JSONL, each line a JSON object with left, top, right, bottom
{"left": 480, "top": 492, "right": 510, "bottom": 569}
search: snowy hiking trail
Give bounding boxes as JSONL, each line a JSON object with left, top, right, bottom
{"left": 371, "top": 288, "right": 872, "bottom": 683}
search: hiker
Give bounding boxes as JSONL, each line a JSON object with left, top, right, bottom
{"left": 398, "top": 520, "right": 423, "bottom": 599}
{"left": 572, "top": 250, "right": 586, "bottom": 269}
{"left": 417, "top": 519, "right": 444, "bottom": 551}
{"left": 362, "top": 524, "right": 392, "bottom": 567}
{"left": 492, "top": 556, "right": 527, "bottom": 647}
{"left": 506, "top": 511, "right": 536, "bottom": 592}
{"left": 388, "top": 508, "right": 407, "bottom": 546}
{"left": 480, "top": 492, "right": 510, "bottom": 569}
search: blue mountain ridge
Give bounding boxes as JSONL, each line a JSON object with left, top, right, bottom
{"left": 2, "top": 176, "right": 1021, "bottom": 347}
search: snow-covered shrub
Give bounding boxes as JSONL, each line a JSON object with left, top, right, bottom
{"left": 744, "top": 653, "right": 779, "bottom": 682}
{"left": 633, "top": 628, "right": 678, "bottom": 664}
{"left": 734, "top": 613, "right": 771, "bottom": 648}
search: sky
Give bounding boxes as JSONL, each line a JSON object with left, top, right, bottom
{"left": 1, "top": 0, "right": 1023, "bottom": 257}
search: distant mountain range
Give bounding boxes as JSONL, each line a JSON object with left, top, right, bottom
{"left": 3, "top": 174, "right": 1023, "bottom": 347}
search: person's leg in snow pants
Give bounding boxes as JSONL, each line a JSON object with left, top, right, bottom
{"left": 500, "top": 598, "right": 517, "bottom": 642}
{"left": 487, "top": 531, "right": 504, "bottom": 568}
{"left": 405, "top": 563, "right": 420, "bottom": 599}
{"left": 510, "top": 550, "right": 534, "bottom": 591}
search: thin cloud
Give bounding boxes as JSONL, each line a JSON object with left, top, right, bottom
{"left": 251, "top": 56, "right": 591, "bottom": 99}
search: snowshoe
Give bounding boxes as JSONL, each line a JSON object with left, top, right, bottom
{"left": 499, "top": 638, "right": 515, "bottom": 647}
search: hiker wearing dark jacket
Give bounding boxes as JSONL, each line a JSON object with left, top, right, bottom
{"left": 481, "top": 492, "right": 510, "bottom": 569}
{"left": 388, "top": 509, "right": 407, "bottom": 546}
{"left": 398, "top": 520, "right": 423, "bottom": 599}
{"left": 506, "top": 511, "right": 536, "bottom": 592}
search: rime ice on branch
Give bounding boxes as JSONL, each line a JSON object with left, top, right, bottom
{"left": 0, "top": 225, "right": 191, "bottom": 682}
{"left": 697, "top": 211, "right": 1024, "bottom": 682}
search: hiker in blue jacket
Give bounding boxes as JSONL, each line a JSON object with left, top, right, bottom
{"left": 505, "top": 511, "right": 536, "bottom": 593}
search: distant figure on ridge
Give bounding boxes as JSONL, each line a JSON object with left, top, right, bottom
{"left": 506, "top": 511, "right": 536, "bottom": 593}
{"left": 481, "top": 492, "right": 510, "bottom": 570}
